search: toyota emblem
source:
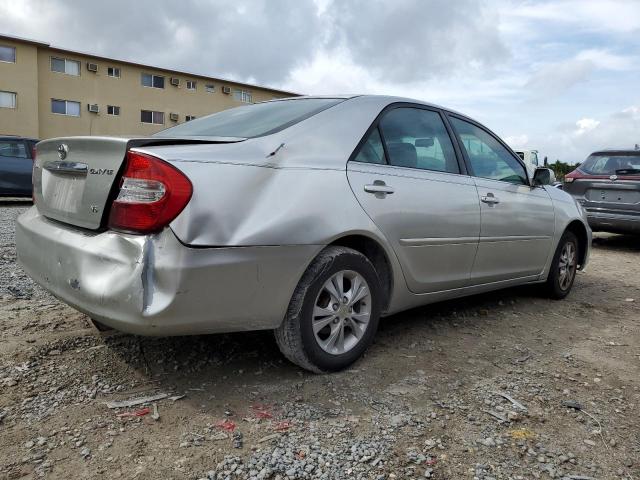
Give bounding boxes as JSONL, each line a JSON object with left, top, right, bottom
{"left": 57, "top": 143, "right": 69, "bottom": 160}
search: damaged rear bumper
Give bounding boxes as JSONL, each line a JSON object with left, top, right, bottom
{"left": 16, "top": 207, "right": 319, "bottom": 335}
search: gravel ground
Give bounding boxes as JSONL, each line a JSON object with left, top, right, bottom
{"left": 0, "top": 202, "right": 44, "bottom": 302}
{"left": 0, "top": 203, "right": 638, "bottom": 480}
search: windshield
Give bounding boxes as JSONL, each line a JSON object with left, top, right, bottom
{"left": 579, "top": 153, "right": 640, "bottom": 175}
{"left": 156, "top": 98, "right": 344, "bottom": 139}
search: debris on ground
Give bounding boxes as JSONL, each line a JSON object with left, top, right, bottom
{"left": 116, "top": 407, "right": 151, "bottom": 418}
{"left": 104, "top": 393, "right": 170, "bottom": 409}
{"left": 216, "top": 419, "right": 237, "bottom": 432}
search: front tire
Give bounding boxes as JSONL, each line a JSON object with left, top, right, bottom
{"left": 275, "top": 246, "right": 382, "bottom": 373}
{"left": 544, "top": 231, "right": 579, "bottom": 299}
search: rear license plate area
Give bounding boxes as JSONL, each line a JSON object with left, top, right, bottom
{"left": 586, "top": 188, "right": 639, "bottom": 204}
{"left": 41, "top": 170, "right": 86, "bottom": 214}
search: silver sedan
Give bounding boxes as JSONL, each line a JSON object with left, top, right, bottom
{"left": 17, "top": 95, "right": 591, "bottom": 372}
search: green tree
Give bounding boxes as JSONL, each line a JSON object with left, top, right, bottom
{"left": 550, "top": 160, "right": 579, "bottom": 180}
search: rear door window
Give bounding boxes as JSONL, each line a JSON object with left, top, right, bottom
{"left": 353, "top": 127, "right": 386, "bottom": 165}
{"left": 378, "top": 107, "right": 460, "bottom": 173}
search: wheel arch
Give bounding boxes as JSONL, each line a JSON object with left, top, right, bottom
{"left": 328, "top": 234, "right": 394, "bottom": 312}
{"left": 565, "top": 220, "right": 589, "bottom": 269}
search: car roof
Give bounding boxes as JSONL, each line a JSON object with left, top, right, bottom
{"left": 262, "top": 94, "right": 474, "bottom": 121}
{"left": 0, "top": 135, "right": 39, "bottom": 142}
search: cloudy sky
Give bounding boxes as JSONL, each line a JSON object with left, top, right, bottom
{"left": 1, "top": 0, "right": 639, "bottom": 162}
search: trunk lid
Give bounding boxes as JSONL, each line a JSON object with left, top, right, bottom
{"left": 33, "top": 136, "right": 242, "bottom": 230}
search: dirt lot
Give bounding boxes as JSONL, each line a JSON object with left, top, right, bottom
{"left": 0, "top": 203, "right": 638, "bottom": 480}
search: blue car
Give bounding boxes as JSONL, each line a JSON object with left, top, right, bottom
{"left": 0, "top": 136, "right": 38, "bottom": 197}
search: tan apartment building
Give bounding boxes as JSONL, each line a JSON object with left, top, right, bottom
{"left": 0, "top": 33, "right": 297, "bottom": 140}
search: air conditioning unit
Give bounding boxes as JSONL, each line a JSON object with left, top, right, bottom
{"left": 88, "top": 104, "right": 99, "bottom": 113}
{"left": 86, "top": 62, "right": 98, "bottom": 72}
{"left": 222, "top": 86, "right": 231, "bottom": 94}
{"left": 170, "top": 77, "right": 180, "bottom": 86}
{"left": 169, "top": 112, "right": 179, "bottom": 121}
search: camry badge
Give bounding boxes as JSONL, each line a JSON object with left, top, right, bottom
{"left": 57, "top": 144, "right": 69, "bottom": 160}
{"left": 609, "top": 174, "right": 618, "bottom": 181}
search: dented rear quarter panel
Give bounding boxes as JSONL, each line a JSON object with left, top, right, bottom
{"left": 135, "top": 96, "right": 410, "bottom": 247}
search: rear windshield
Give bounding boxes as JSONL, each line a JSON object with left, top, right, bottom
{"left": 579, "top": 153, "right": 640, "bottom": 175}
{"left": 156, "top": 98, "right": 344, "bottom": 139}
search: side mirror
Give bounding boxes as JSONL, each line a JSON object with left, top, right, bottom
{"left": 533, "top": 167, "right": 556, "bottom": 186}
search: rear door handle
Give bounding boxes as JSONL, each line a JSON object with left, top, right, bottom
{"left": 481, "top": 193, "right": 500, "bottom": 205}
{"left": 364, "top": 181, "right": 394, "bottom": 195}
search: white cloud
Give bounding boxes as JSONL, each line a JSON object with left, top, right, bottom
{"left": 575, "top": 49, "right": 635, "bottom": 71}
{"left": 525, "top": 58, "right": 594, "bottom": 96}
{"left": 575, "top": 118, "right": 600, "bottom": 135}
{"left": 286, "top": 49, "right": 378, "bottom": 95}
{"left": 504, "top": 134, "right": 529, "bottom": 149}
{"left": 504, "top": 0, "right": 640, "bottom": 34}
{"left": 533, "top": 106, "right": 640, "bottom": 162}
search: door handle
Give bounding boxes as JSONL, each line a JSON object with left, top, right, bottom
{"left": 364, "top": 181, "right": 394, "bottom": 195}
{"left": 481, "top": 193, "right": 500, "bottom": 205}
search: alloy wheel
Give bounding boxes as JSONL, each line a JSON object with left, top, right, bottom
{"left": 312, "top": 270, "right": 372, "bottom": 355}
{"left": 558, "top": 241, "right": 577, "bottom": 290}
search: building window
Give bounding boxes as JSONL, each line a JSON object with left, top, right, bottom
{"left": 51, "top": 99, "right": 81, "bottom": 116}
{"left": 141, "top": 110, "right": 164, "bottom": 124}
{"left": 107, "top": 105, "right": 120, "bottom": 116}
{"left": 107, "top": 67, "right": 121, "bottom": 78}
{"left": 0, "top": 45, "right": 16, "bottom": 63}
{"left": 205, "top": 84, "right": 215, "bottom": 93}
{"left": 233, "top": 89, "right": 252, "bottom": 103}
{"left": 51, "top": 57, "right": 80, "bottom": 76}
{"left": 141, "top": 73, "right": 165, "bottom": 89}
{"left": 186, "top": 80, "right": 197, "bottom": 91}
{"left": 185, "top": 115, "right": 196, "bottom": 122}
{"left": 0, "top": 91, "right": 17, "bottom": 109}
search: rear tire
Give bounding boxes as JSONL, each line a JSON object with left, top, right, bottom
{"left": 274, "top": 246, "right": 382, "bottom": 373}
{"left": 544, "top": 231, "right": 579, "bottom": 299}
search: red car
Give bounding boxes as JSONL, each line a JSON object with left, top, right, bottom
{"left": 563, "top": 149, "right": 640, "bottom": 234}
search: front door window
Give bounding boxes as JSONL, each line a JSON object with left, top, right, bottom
{"left": 450, "top": 117, "right": 528, "bottom": 185}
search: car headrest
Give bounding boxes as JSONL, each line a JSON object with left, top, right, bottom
{"left": 388, "top": 142, "right": 417, "bottom": 168}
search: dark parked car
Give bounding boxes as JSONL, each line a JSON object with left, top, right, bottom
{"left": 0, "top": 136, "right": 38, "bottom": 197}
{"left": 564, "top": 149, "right": 640, "bottom": 234}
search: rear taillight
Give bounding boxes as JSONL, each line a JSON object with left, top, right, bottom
{"left": 564, "top": 169, "right": 583, "bottom": 183}
{"left": 108, "top": 151, "right": 192, "bottom": 234}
